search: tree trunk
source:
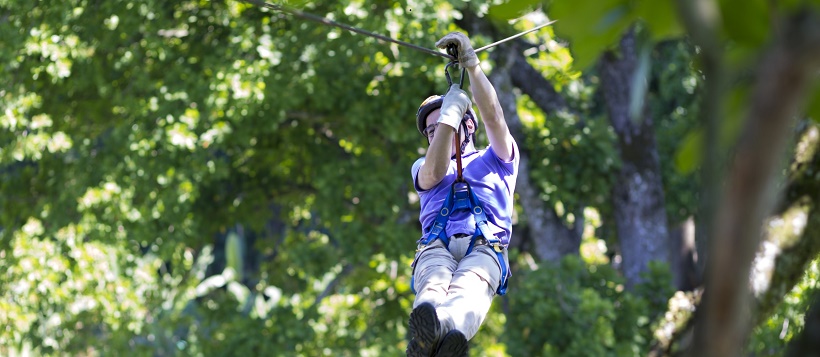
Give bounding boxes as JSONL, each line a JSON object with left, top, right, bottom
{"left": 669, "top": 217, "right": 700, "bottom": 291}
{"left": 754, "top": 124, "right": 820, "bottom": 324}
{"left": 691, "top": 10, "right": 820, "bottom": 357}
{"left": 648, "top": 9, "right": 820, "bottom": 356}
{"left": 650, "top": 124, "right": 820, "bottom": 356}
{"left": 598, "top": 29, "right": 671, "bottom": 288}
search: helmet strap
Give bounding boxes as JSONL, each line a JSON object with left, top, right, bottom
{"left": 460, "top": 120, "right": 472, "bottom": 153}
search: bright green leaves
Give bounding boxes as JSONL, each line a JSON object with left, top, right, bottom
{"left": 808, "top": 83, "right": 820, "bottom": 124}
{"left": 519, "top": 96, "right": 618, "bottom": 215}
{"left": 634, "top": 0, "right": 684, "bottom": 41}
{"left": 505, "top": 255, "right": 674, "bottom": 356}
{"left": 485, "top": 0, "right": 684, "bottom": 69}
{"left": 750, "top": 258, "right": 820, "bottom": 354}
{"left": 0, "top": 222, "right": 163, "bottom": 354}
{"left": 548, "top": 0, "right": 632, "bottom": 69}
{"left": 718, "top": 0, "right": 771, "bottom": 47}
{"left": 674, "top": 129, "right": 702, "bottom": 174}
{"left": 0, "top": 92, "right": 73, "bottom": 163}
{"left": 487, "top": 0, "right": 542, "bottom": 20}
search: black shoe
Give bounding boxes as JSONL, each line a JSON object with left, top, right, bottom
{"left": 406, "top": 338, "right": 427, "bottom": 357}
{"left": 434, "top": 330, "right": 469, "bottom": 357}
{"left": 406, "top": 302, "right": 441, "bottom": 357}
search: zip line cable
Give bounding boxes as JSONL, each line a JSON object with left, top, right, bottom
{"left": 239, "top": 0, "right": 453, "bottom": 60}
{"left": 474, "top": 21, "right": 557, "bottom": 53}
{"left": 238, "top": 0, "right": 556, "bottom": 60}
{"left": 238, "top": 1, "right": 556, "bottom": 183}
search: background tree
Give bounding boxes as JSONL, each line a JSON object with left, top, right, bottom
{"left": 1, "top": 0, "right": 819, "bottom": 356}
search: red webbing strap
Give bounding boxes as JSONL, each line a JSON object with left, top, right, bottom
{"left": 455, "top": 126, "right": 464, "bottom": 182}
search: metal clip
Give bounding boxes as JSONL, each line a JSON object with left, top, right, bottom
{"left": 444, "top": 61, "right": 466, "bottom": 89}
{"left": 492, "top": 243, "right": 504, "bottom": 253}
{"left": 444, "top": 44, "right": 466, "bottom": 89}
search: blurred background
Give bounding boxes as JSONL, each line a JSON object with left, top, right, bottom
{"left": 1, "top": 0, "right": 819, "bottom": 356}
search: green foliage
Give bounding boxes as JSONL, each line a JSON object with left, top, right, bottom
{"left": 547, "top": 0, "right": 634, "bottom": 70}
{"left": 809, "top": 84, "right": 820, "bottom": 124}
{"left": 0, "top": 0, "right": 450, "bottom": 354}
{"left": 517, "top": 37, "right": 701, "bottom": 225}
{"left": 504, "top": 255, "right": 675, "bottom": 357}
{"left": 512, "top": 28, "right": 619, "bottom": 222}
{"left": 718, "top": 0, "right": 771, "bottom": 47}
{"left": 520, "top": 100, "right": 618, "bottom": 215}
{"left": 488, "top": 0, "right": 542, "bottom": 20}
{"left": 649, "top": 41, "right": 701, "bottom": 223}
{"left": 488, "top": 0, "right": 684, "bottom": 69}
{"left": 749, "top": 259, "right": 820, "bottom": 355}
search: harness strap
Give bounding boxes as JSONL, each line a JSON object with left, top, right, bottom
{"left": 455, "top": 124, "right": 464, "bottom": 182}
{"left": 417, "top": 180, "right": 510, "bottom": 295}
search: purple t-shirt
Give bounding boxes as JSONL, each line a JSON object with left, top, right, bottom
{"left": 412, "top": 142, "right": 519, "bottom": 242}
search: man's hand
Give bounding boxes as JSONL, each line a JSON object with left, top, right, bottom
{"left": 436, "top": 32, "right": 480, "bottom": 68}
{"left": 437, "top": 84, "right": 471, "bottom": 130}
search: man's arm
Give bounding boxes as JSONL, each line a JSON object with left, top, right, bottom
{"left": 417, "top": 85, "right": 473, "bottom": 190}
{"left": 435, "top": 32, "right": 514, "bottom": 162}
{"left": 467, "top": 66, "right": 514, "bottom": 162}
{"left": 417, "top": 124, "right": 455, "bottom": 191}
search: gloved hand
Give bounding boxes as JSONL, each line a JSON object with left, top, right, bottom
{"left": 437, "top": 84, "right": 471, "bottom": 130}
{"left": 436, "top": 32, "right": 479, "bottom": 68}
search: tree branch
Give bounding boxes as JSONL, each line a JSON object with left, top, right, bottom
{"left": 674, "top": 0, "right": 726, "bottom": 278}
{"left": 692, "top": 9, "right": 820, "bottom": 357}
{"left": 754, "top": 124, "right": 820, "bottom": 324}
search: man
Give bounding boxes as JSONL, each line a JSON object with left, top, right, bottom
{"left": 407, "top": 32, "right": 519, "bottom": 357}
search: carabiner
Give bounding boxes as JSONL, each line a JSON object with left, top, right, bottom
{"left": 444, "top": 44, "right": 466, "bottom": 89}
{"left": 444, "top": 61, "right": 466, "bottom": 89}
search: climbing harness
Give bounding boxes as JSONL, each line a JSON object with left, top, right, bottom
{"left": 414, "top": 179, "right": 511, "bottom": 295}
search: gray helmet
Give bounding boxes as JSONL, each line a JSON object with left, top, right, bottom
{"left": 415, "top": 95, "right": 477, "bottom": 137}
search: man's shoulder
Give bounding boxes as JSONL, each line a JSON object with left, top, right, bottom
{"left": 479, "top": 143, "right": 519, "bottom": 173}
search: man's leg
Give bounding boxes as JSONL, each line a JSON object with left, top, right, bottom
{"left": 408, "top": 239, "right": 457, "bottom": 356}
{"left": 436, "top": 245, "right": 501, "bottom": 340}
{"left": 412, "top": 239, "right": 457, "bottom": 308}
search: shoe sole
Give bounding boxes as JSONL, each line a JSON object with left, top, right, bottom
{"left": 408, "top": 303, "right": 440, "bottom": 356}
{"left": 406, "top": 339, "right": 426, "bottom": 357}
{"left": 434, "top": 330, "right": 468, "bottom": 357}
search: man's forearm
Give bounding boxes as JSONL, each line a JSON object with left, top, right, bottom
{"left": 467, "top": 66, "right": 503, "bottom": 124}
{"left": 418, "top": 126, "right": 455, "bottom": 190}
{"left": 467, "top": 66, "right": 514, "bottom": 161}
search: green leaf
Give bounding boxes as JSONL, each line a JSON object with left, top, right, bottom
{"left": 488, "top": 0, "right": 543, "bottom": 20}
{"left": 718, "top": 0, "right": 770, "bottom": 46}
{"left": 226, "top": 231, "right": 245, "bottom": 282}
{"left": 675, "top": 129, "right": 703, "bottom": 174}
{"left": 635, "top": 0, "right": 684, "bottom": 40}
{"left": 808, "top": 83, "right": 820, "bottom": 124}
{"left": 550, "top": 0, "right": 634, "bottom": 69}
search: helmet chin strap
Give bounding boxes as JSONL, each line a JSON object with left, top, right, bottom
{"left": 460, "top": 120, "right": 472, "bottom": 153}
